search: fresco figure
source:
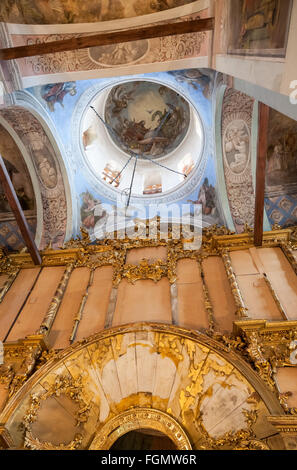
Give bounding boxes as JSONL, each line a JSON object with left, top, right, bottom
{"left": 81, "top": 191, "right": 107, "bottom": 230}
{"left": 41, "top": 82, "right": 77, "bottom": 112}
{"left": 229, "top": 0, "right": 292, "bottom": 54}
{"left": 105, "top": 82, "right": 190, "bottom": 158}
{"left": 224, "top": 120, "right": 250, "bottom": 174}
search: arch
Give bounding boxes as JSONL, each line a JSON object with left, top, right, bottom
{"left": 0, "top": 323, "right": 283, "bottom": 450}
{"left": 89, "top": 408, "right": 191, "bottom": 450}
{"left": 0, "top": 103, "right": 72, "bottom": 248}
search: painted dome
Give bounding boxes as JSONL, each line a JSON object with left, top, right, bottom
{"left": 81, "top": 80, "right": 204, "bottom": 202}
{"left": 104, "top": 81, "right": 190, "bottom": 159}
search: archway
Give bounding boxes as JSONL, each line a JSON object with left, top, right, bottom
{"left": 0, "top": 105, "right": 71, "bottom": 248}
{"left": 0, "top": 323, "right": 282, "bottom": 450}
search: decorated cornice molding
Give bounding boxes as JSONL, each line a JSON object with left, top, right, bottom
{"left": 267, "top": 416, "right": 297, "bottom": 434}
{"left": 1, "top": 224, "right": 294, "bottom": 274}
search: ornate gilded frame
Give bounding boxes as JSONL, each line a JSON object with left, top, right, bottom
{"left": 89, "top": 408, "right": 192, "bottom": 450}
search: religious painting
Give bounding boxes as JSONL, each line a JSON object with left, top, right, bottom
{"left": 104, "top": 81, "right": 190, "bottom": 158}
{"left": 223, "top": 120, "right": 250, "bottom": 175}
{"left": 0, "top": 0, "right": 196, "bottom": 24}
{"left": 265, "top": 109, "right": 297, "bottom": 228}
{"left": 41, "top": 82, "right": 77, "bottom": 112}
{"left": 89, "top": 41, "right": 149, "bottom": 67}
{"left": 228, "top": 0, "right": 293, "bottom": 57}
{"left": 187, "top": 178, "right": 223, "bottom": 227}
{"left": 80, "top": 190, "right": 137, "bottom": 240}
{"left": 80, "top": 191, "right": 107, "bottom": 231}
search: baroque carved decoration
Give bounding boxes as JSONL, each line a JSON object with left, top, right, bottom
{"left": 23, "top": 375, "right": 90, "bottom": 450}
{"left": 221, "top": 249, "right": 249, "bottom": 318}
{"left": 90, "top": 408, "right": 192, "bottom": 450}
{"left": 197, "top": 409, "right": 269, "bottom": 450}
{"left": 37, "top": 262, "right": 74, "bottom": 334}
{"left": 234, "top": 321, "right": 297, "bottom": 395}
{"left": 0, "top": 323, "right": 282, "bottom": 450}
{"left": 0, "top": 337, "right": 46, "bottom": 400}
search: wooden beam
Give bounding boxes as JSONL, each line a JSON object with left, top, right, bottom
{"left": 0, "top": 156, "right": 41, "bottom": 265}
{"left": 254, "top": 103, "right": 270, "bottom": 247}
{"left": 0, "top": 17, "right": 214, "bottom": 60}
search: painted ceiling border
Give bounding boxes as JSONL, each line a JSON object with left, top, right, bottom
{"left": 6, "top": 0, "right": 209, "bottom": 35}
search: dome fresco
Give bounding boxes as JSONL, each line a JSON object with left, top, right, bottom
{"left": 81, "top": 78, "right": 205, "bottom": 203}
{"left": 26, "top": 69, "right": 224, "bottom": 241}
{"left": 104, "top": 81, "right": 191, "bottom": 159}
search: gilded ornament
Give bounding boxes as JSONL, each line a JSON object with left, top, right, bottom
{"left": 198, "top": 409, "right": 261, "bottom": 450}
{"left": 23, "top": 375, "right": 90, "bottom": 450}
{"left": 121, "top": 258, "right": 168, "bottom": 285}
{"left": 2, "top": 339, "right": 45, "bottom": 398}
{"left": 89, "top": 408, "right": 192, "bottom": 450}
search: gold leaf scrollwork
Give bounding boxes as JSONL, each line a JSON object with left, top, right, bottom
{"left": 198, "top": 409, "right": 265, "bottom": 450}
{"left": 121, "top": 258, "right": 168, "bottom": 285}
{"left": 245, "top": 331, "right": 275, "bottom": 390}
{"left": 23, "top": 375, "right": 90, "bottom": 450}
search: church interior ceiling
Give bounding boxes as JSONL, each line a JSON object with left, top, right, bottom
{"left": 0, "top": 3, "right": 296, "bottom": 454}
{"left": 0, "top": 67, "right": 295, "bottom": 252}
{"left": 0, "top": 0, "right": 197, "bottom": 24}
{"left": 25, "top": 68, "right": 223, "bottom": 246}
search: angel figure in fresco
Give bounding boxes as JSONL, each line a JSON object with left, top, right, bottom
{"left": 41, "top": 82, "right": 77, "bottom": 112}
{"left": 224, "top": 122, "right": 249, "bottom": 174}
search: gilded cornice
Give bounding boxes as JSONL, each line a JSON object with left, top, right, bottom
{"left": 267, "top": 416, "right": 297, "bottom": 433}
{"left": 0, "top": 225, "right": 295, "bottom": 275}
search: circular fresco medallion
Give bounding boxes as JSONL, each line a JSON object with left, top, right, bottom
{"left": 104, "top": 81, "right": 191, "bottom": 158}
{"left": 223, "top": 119, "right": 250, "bottom": 175}
{"left": 89, "top": 40, "right": 149, "bottom": 67}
